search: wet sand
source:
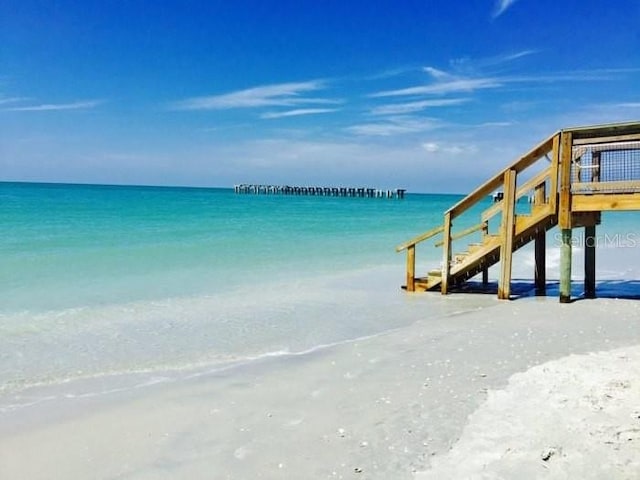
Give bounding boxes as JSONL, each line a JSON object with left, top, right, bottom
{"left": 1, "top": 295, "right": 639, "bottom": 479}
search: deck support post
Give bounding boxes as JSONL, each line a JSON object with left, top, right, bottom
{"left": 441, "top": 212, "right": 452, "bottom": 295}
{"left": 559, "top": 229, "right": 573, "bottom": 303}
{"left": 558, "top": 131, "right": 573, "bottom": 303}
{"left": 534, "top": 183, "right": 547, "bottom": 295}
{"left": 406, "top": 245, "right": 416, "bottom": 292}
{"left": 482, "top": 267, "right": 489, "bottom": 286}
{"left": 498, "top": 169, "right": 517, "bottom": 300}
{"left": 534, "top": 232, "right": 546, "bottom": 296}
{"left": 584, "top": 225, "right": 596, "bottom": 298}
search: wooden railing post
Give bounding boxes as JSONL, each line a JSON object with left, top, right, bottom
{"left": 549, "top": 133, "right": 561, "bottom": 212}
{"left": 482, "top": 221, "right": 489, "bottom": 285}
{"left": 498, "top": 169, "right": 517, "bottom": 299}
{"left": 441, "top": 212, "right": 452, "bottom": 294}
{"left": 558, "top": 131, "right": 574, "bottom": 303}
{"left": 534, "top": 183, "right": 547, "bottom": 295}
{"left": 406, "top": 245, "right": 416, "bottom": 292}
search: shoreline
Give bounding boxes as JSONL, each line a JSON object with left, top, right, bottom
{"left": 1, "top": 295, "right": 639, "bottom": 479}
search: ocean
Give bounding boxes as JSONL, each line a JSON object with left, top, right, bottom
{"left": 0, "top": 182, "right": 474, "bottom": 404}
{"left": 1, "top": 181, "right": 637, "bottom": 409}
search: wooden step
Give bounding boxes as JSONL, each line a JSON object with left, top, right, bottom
{"left": 428, "top": 269, "right": 442, "bottom": 277}
{"left": 453, "top": 252, "right": 469, "bottom": 264}
{"left": 531, "top": 204, "right": 549, "bottom": 215}
{"left": 467, "top": 243, "right": 483, "bottom": 253}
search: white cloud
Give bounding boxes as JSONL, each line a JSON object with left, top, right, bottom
{"left": 614, "top": 102, "right": 640, "bottom": 108}
{"left": 422, "top": 141, "right": 477, "bottom": 155}
{"left": 370, "top": 98, "right": 469, "bottom": 115}
{"left": 5, "top": 100, "right": 104, "bottom": 112}
{"left": 449, "top": 50, "right": 537, "bottom": 72}
{"left": 475, "top": 121, "right": 513, "bottom": 128}
{"left": 370, "top": 66, "right": 633, "bottom": 100}
{"left": 170, "top": 80, "right": 338, "bottom": 110}
{"left": 260, "top": 108, "right": 339, "bottom": 119}
{"left": 345, "top": 116, "right": 441, "bottom": 136}
{"left": 371, "top": 78, "right": 503, "bottom": 98}
{"left": 493, "top": 0, "right": 520, "bottom": 18}
{"left": 0, "top": 96, "right": 28, "bottom": 105}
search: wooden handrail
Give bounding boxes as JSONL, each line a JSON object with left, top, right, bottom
{"left": 481, "top": 166, "right": 552, "bottom": 222}
{"left": 446, "top": 134, "right": 557, "bottom": 219}
{"left": 434, "top": 222, "right": 487, "bottom": 247}
{"left": 395, "top": 225, "right": 444, "bottom": 252}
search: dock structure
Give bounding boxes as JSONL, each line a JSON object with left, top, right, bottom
{"left": 234, "top": 184, "right": 406, "bottom": 199}
{"left": 396, "top": 121, "right": 640, "bottom": 302}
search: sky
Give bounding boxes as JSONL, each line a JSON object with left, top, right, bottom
{"left": 1, "top": 0, "right": 639, "bottom": 193}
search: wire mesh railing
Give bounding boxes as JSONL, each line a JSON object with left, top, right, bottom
{"left": 572, "top": 141, "right": 640, "bottom": 193}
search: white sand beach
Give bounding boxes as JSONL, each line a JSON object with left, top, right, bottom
{"left": 1, "top": 295, "right": 639, "bottom": 479}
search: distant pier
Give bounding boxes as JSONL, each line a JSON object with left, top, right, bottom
{"left": 234, "top": 184, "right": 406, "bottom": 199}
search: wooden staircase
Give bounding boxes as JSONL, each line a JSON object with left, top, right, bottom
{"left": 397, "top": 121, "right": 640, "bottom": 301}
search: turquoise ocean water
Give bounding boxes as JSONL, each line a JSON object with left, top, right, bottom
{"left": 1, "top": 181, "right": 638, "bottom": 407}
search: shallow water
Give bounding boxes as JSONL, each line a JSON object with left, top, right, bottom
{"left": 1, "top": 182, "right": 638, "bottom": 404}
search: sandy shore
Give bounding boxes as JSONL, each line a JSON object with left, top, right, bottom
{"left": 1, "top": 296, "right": 639, "bottom": 479}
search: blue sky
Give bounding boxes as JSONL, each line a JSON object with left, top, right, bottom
{"left": 1, "top": 0, "right": 639, "bottom": 193}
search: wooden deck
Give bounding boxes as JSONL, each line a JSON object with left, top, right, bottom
{"left": 397, "top": 121, "right": 640, "bottom": 301}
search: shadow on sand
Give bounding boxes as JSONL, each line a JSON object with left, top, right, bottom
{"left": 445, "top": 279, "right": 640, "bottom": 301}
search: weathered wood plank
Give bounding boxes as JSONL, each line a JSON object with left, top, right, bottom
{"left": 498, "top": 170, "right": 517, "bottom": 300}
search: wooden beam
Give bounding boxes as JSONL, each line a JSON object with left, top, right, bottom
{"left": 572, "top": 193, "right": 640, "bottom": 212}
{"left": 406, "top": 245, "right": 416, "bottom": 292}
{"left": 571, "top": 180, "right": 640, "bottom": 194}
{"left": 572, "top": 132, "right": 640, "bottom": 145}
{"left": 434, "top": 222, "right": 486, "bottom": 247}
{"left": 571, "top": 211, "right": 601, "bottom": 228}
{"left": 396, "top": 225, "right": 444, "bottom": 252}
{"left": 498, "top": 169, "right": 517, "bottom": 300}
{"left": 584, "top": 225, "right": 596, "bottom": 299}
{"left": 534, "top": 182, "right": 546, "bottom": 295}
{"left": 558, "top": 132, "right": 573, "bottom": 229}
{"left": 441, "top": 212, "right": 452, "bottom": 295}
{"left": 549, "top": 133, "right": 561, "bottom": 213}
{"left": 565, "top": 121, "right": 640, "bottom": 139}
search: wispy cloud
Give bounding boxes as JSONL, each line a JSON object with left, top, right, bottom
{"left": 371, "top": 66, "right": 634, "bottom": 99}
{"left": 5, "top": 99, "right": 104, "bottom": 112}
{"left": 422, "top": 141, "right": 478, "bottom": 155}
{"left": 371, "top": 78, "right": 503, "bottom": 98}
{"left": 260, "top": 108, "right": 339, "bottom": 119}
{"left": 493, "top": 0, "right": 520, "bottom": 19}
{"left": 345, "top": 116, "right": 441, "bottom": 136}
{"left": 0, "top": 96, "right": 28, "bottom": 106}
{"left": 370, "top": 98, "right": 469, "bottom": 115}
{"left": 449, "top": 50, "right": 537, "bottom": 72}
{"left": 170, "top": 80, "right": 337, "bottom": 110}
